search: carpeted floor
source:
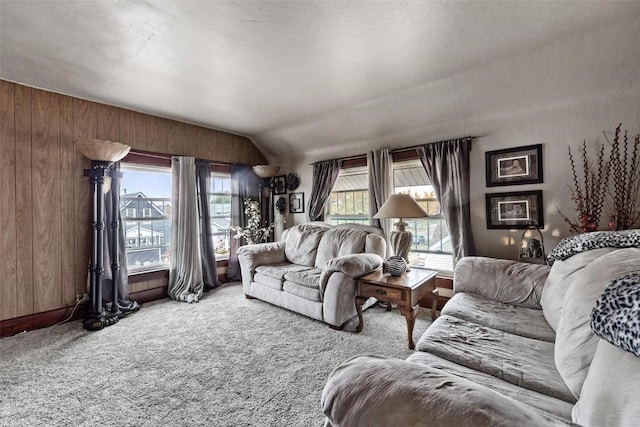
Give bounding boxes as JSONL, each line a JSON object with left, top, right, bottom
{"left": 0, "top": 282, "right": 433, "bottom": 426}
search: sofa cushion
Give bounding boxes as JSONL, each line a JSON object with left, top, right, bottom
{"left": 441, "top": 293, "right": 555, "bottom": 342}
{"left": 547, "top": 229, "right": 640, "bottom": 261}
{"left": 540, "top": 248, "right": 613, "bottom": 331}
{"left": 253, "top": 273, "right": 285, "bottom": 290}
{"left": 283, "top": 281, "right": 322, "bottom": 302}
{"left": 554, "top": 248, "right": 640, "bottom": 398}
{"left": 572, "top": 340, "right": 640, "bottom": 426}
{"left": 284, "top": 268, "right": 322, "bottom": 288}
{"left": 255, "top": 263, "right": 313, "bottom": 280}
{"left": 416, "top": 315, "right": 574, "bottom": 402}
{"left": 406, "top": 352, "right": 574, "bottom": 420}
{"left": 315, "top": 227, "right": 368, "bottom": 269}
{"left": 284, "top": 224, "right": 328, "bottom": 267}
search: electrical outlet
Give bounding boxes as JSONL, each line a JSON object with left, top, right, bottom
{"left": 75, "top": 293, "right": 88, "bottom": 303}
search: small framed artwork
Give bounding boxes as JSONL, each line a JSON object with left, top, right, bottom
{"left": 486, "top": 190, "right": 544, "bottom": 229}
{"left": 485, "top": 144, "right": 543, "bottom": 187}
{"left": 289, "top": 192, "right": 304, "bottom": 214}
{"left": 272, "top": 175, "right": 287, "bottom": 195}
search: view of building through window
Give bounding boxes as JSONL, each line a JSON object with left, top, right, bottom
{"left": 326, "top": 166, "right": 369, "bottom": 224}
{"left": 120, "top": 163, "right": 231, "bottom": 273}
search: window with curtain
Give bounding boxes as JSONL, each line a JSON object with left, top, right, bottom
{"left": 208, "top": 172, "right": 231, "bottom": 259}
{"left": 394, "top": 159, "right": 453, "bottom": 273}
{"left": 120, "top": 163, "right": 173, "bottom": 273}
{"left": 326, "top": 166, "right": 369, "bottom": 224}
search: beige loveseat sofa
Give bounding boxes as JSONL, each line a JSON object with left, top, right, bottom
{"left": 322, "top": 230, "right": 640, "bottom": 426}
{"left": 237, "top": 223, "right": 386, "bottom": 329}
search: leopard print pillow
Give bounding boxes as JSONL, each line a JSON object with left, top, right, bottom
{"left": 591, "top": 272, "right": 640, "bottom": 357}
{"left": 548, "top": 229, "right": 640, "bottom": 261}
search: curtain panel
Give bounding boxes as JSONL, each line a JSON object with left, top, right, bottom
{"left": 169, "top": 156, "right": 204, "bottom": 303}
{"left": 102, "top": 161, "right": 139, "bottom": 313}
{"left": 367, "top": 149, "right": 393, "bottom": 253}
{"left": 195, "top": 159, "right": 218, "bottom": 291}
{"left": 308, "top": 159, "right": 341, "bottom": 222}
{"left": 226, "top": 165, "right": 260, "bottom": 281}
{"left": 417, "top": 138, "right": 476, "bottom": 263}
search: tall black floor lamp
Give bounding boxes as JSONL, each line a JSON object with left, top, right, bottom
{"left": 76, "top": 139, "right": 131, "bottom": 331}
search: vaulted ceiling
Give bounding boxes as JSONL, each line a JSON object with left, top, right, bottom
{"left": 2, "top": 1, "right": 639, "bottom": 164}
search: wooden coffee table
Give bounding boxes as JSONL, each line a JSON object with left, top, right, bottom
{"left": 355, "top": 268, "right": 438, "bottom": 349}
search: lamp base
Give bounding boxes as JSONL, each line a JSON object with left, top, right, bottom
{"left": 390, "top": 228, "right": 412, "bottom": 263}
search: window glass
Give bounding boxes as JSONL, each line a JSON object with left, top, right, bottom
{"left": 394, "top": 160, "right": 453, "bottom": 272}
{"left": 120, "top": 164, "right": 172, "bottom": 273}
{"left": 326, "top": 166, "right": 369, "bottom": 224}
{"left": 209, "top": 172, "right": 231, "bottom": 258}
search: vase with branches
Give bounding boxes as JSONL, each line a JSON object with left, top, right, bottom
{"left": 559, "top": 124, "right": 640, "bottom": 234}
{"left": 558, "top": 140, "right": 609, "bottom": 233}
{"left": 230, "top": 198, "right": 274, "bottom": 244}
{"left": 606, "top": 124, "right": 640, "bottom": 230}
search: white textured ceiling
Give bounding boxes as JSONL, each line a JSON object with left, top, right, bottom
{"left": 2, "top": 1, "right": 640, "bottom": 163}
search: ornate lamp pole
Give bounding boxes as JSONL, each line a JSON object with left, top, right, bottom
{"left": 76, "top": 139, "right": 131, "bottom": 331}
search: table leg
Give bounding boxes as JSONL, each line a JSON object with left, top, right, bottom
{"left": 399, "top": 305, "right": 419, "bottom": 349}
{"left": 355, "top": 297, "right": 367, "bottom": 333}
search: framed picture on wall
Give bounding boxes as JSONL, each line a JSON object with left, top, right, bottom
{"left": 485, "top": 144, "right": 543, "bottom": 187}
{"left": 289, "top": 192, "right": 304, "bottom": 214}
{"left": 272, "top": 175, "right": 287, "bottom": 195}
{"left": 485, "top": 190, "right": 543, "bottom": 229}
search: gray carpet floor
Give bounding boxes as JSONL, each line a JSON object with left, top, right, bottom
{"left": 0, "top": 282, "right": 433, "bottom": 426}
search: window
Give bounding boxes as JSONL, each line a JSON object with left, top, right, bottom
{"left": 394, "top": 160, "right": 453, "bottom": 272}
{"left": 326, "top": 166, "right": 369, "bottom": 225}
{"left": 209, "top": 172, "right": 231, "bottom": 259}
{"left": 120, "top": 163, "right": 172, "bottom": 273}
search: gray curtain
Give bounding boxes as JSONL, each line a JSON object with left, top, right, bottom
{"left": 168, "top": 156, "right": 204, "bottom": 303}
{"left": 226, "top": 165, "right": 260, "bottom": 281}
{"left": 417, "top": 138, "right": 476, "bottom": 263}
{"left": 367, "top": 148, "right": 394, "bottom": 246}
{"left": 308, "top": 159, "right": 341, "bottom": 221}
{"left": 195, "top": 159, "right": 218, "bottom": 291}
{"left": 102, "top": 161, "right": 139, "bottom": 313}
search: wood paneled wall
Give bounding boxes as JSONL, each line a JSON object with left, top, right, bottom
{"left": 0, "top": 80, "right": 267, "bottom": 321}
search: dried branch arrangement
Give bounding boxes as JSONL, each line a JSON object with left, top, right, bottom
{"left": 606, "top": 124, "right": 640, "bottom": 230}
{"left": 560, "top": 124, "right": 640, "bottom": 233}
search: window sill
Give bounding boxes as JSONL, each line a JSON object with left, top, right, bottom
{"left": 128, "top": 258, "right": 229, "bottom": 284}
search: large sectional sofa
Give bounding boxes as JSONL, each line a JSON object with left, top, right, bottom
{"left": 237, "top": 223, "right": 386, "bottom": 329}
{"left": 322, "top": 230, "right": 640, "bottom": 426}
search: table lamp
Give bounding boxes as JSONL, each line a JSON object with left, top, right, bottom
{"left": 373, "top": 193, "right": 428, "bottom": 262}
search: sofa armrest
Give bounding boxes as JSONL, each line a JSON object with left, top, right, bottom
{"left": 237, "top": 242, "right": 286, "bottom": 293}
{"left": 322, "top": 355, "right": 575, "bottom": 427}
{"left": 454, "top": 256, "right": 551, "bottom": 309}
{"left": 320, "top": 253, "right": 383, "bottom": 292}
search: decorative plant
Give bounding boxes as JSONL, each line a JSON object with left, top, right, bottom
{"left": 230, "top": 198, "right": 274, "bottom": 244}
{"left": 606, "top": 124, "right": 640, "bottom": 230}
{"left": 559, "top": 124, "right": 640, "bottom": 233}
{"left": 559, "top": 140, "right": 609, "bottom": 233}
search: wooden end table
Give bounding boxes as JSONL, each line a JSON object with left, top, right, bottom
{"left": 355, "top": 268, "right": 437, "bottom": 349}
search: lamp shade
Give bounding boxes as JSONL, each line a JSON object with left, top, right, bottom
{"left": 253, "top": 165, "right": 280, "bottom": 178}
{"left": 75, "top": 139, "right": 131, "bottom": 162}
{"left": 373, "top": 194, "right": 428, "bottom": 219}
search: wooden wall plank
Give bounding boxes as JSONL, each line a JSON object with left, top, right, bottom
{"left": 32, "top": 89, "right": 62, "bottom": 312}
{"left": 0, "top": 81, "right": 17, "bottom": 321}
{"left": 118, "top": 109, "right": 131, "bottom": 146}
{"left": 97, "top": 104, "right": 120, "bottom": 141}
{"left": 129, "top": 111, "right": 147, "bottom": 151}
{"left": 146, "top": 116, "right": 167, "bottom": 153}
{"left": 166, "top": 120, "right": 189, "bottom": 156}
{"left": 59, "top": 94, "right": 76, "bottom": 306}
{"left": 14, "top": 84, "right": 34, "bottom": 317}
{"left": 73, "top": 99, "right": 97, "bottom": 297}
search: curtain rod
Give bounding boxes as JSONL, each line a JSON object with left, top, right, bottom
{"left": 309, "top": 135, "right": 481, "bottom": 165}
